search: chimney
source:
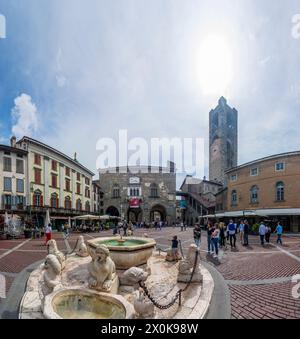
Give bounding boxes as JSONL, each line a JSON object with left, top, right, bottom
{"left": 10, "top": 136, "right": 16, "bottom": 148}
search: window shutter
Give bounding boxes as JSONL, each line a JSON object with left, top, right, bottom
{"left": 41, "top": 195, "right": 44, "bottom": 207}
{"left": 57, "top": 198, "right": 59, "bottom": 209}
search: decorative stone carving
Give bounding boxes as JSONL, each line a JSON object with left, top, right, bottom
{"left": 42, "top": 254, "right": 62, "bottom": 291}
{"left": 47, "top": 239, "right": 66, "bottom": 270}
{"left": 75, "top": 235, "right": 89, "bottom": 257}
{"left": 177, "top": 244, "right": 202, "bottom": 283}
{"left": 165, "top": 248, "right": 182, "bottom": 262}
{"left": 88, "top": 244, "right": 119, "bottom": 293}
{"left": 133, "top": 288, "right": 155, "bottom": 318}
{"left": 120, "top": 267, "right": 149, "bottom": 286}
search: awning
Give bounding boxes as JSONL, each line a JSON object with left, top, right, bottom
{"left": 209, "top": 209, "right": 300, "bottom": 218}
{"left": 255, "top": 208, "right": 300, "bottom": 216}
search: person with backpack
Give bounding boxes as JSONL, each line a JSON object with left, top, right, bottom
{"left": 227, "top": 219, "right": 237, "bottom": 249}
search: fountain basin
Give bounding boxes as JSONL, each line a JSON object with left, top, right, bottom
{"left": 43, "top": 288, "right": 135, "bottom": 319}
{"left": 87, "top": 237, "right": 156, "bottom": 270}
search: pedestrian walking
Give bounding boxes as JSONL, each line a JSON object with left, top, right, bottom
{"left": 193, "top": 224, "right": 201, "bottom": 248}
{"left": 219, "top": 222, "right": 227, "bottom": 248}
{"left": 180, "top": 221, "right": 184, "bottom": 232}
{"left": 265, "top": 225, "right": 272, "bottom": 244}
{"left": 207, "top": 223, "right": 215, "bottom": 253}
{"left": 211, "top": 224, "right": 220, "bottom": 258}
{"left": 243, "top": 220, "right": 250, "bottom": 246}
{"left": 227, "top": 220, "right": 237, "bottom": 249}
{"left": 275, "top": 222, "right": 283, "bottom": 245}
{"left": 239, "top": 220, "right": 245, "bottom": 244}
{"left": 259, "top": 221, "right": 266, "bottom": 246}
{"left": 45, "top": 223, "right": 52, "bottom": 245}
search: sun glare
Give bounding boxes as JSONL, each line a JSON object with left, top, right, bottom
{"left": 196, "top": 35, "right": 233, "bottom": 96}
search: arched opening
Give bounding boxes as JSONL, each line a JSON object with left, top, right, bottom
{"left": 50, "top": 193, "right": 59, "bottom": 208}
{"left": 127, "top": 208, "right": 143, "bottom": 223}
{"left": 106, "top": 206, "right": 120, "bottom": 217}
{"left": 150, "top": 204, "right": 167, "bottom": 222}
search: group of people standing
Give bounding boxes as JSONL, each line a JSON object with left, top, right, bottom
{"left": 192, "top": 219, "right": 284, "bottom": 258}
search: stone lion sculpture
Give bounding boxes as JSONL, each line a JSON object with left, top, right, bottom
{"left": 47, "top": 239, "right": 66, "bottom": 270}
{"left": 75, "top": 235, "right": 89, "bottom": 257}
{"left": 88, "top": 244, "right": 118, "bottom": 292}
{"left": 42, "top": 254, "right": 62, "bottom": 291}
{"left": 121, "top": 267, "right": 149, "bottom": 286}
{"left": 177, "top": 244, "right": 202, "bottom": 283}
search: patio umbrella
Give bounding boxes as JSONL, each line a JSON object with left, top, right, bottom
{"left": 45, "top": 209, "right": 51, "bottom": 228}
{"left": 68, "top": 216, "right": 71, "bottom": 228}
{"left": 4, "top": 211, "right": 10, "bottom": 226}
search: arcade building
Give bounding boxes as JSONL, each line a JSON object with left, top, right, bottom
{"left": 98, "top": 164, "right": 176, "bottom": 224}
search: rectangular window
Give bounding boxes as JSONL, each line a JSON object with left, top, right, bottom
{"left": 230, "top": 174, "right": 237, "bottom": 181}
{"left": 3, "top": 157, "right": 12, "bottom": 172}
{"left": 4, "top": 177, "right": 12, "bottom": 191}
{"left": 65, "top": 179, "right": 70, "bottom": 192}
{"left": 65, "top": 167, "right": 70, "bottom": 177}
{"left": 34, "top": 168, "right": 42, "bottom": 184}
{"left": 52, "top": 160, "right": 58, "bottom": 171}
{"left": 85, "top": 177, "right": 90, "bottom": 185}
{"left": 4, "top": 195, "right": 12, "bottom": 208}
{"left": 34, "top": 153, "right": 41, "bottom": 165}
{"left": 51, "top": 175, "right": 57, "bottom": 188}
{"left": 16, "top": 179, "right": 24, "bottom": 193}
{"left": 16, "top": 196, "right": 24, "bottom": 207}
{"left": 77, "top": 173, "right": 81, "bottom": 181}
{"left": 250, "top": 168, "right": 258, "bottom": 176}
{"left": 275, "top": 162, "right": 285, "bottom": 171}
{"left": 16, "top": 159, "right": 24, "bottom": 174}
{"left": 77, "top": 183, "right": 81, "bottom": 195}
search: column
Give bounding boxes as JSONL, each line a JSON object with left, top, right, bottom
{"left": 59, "top": 163, "right": 64, "bottom": 208}
{"left": 44, "top": 156, "right": 50, "bottom": 206}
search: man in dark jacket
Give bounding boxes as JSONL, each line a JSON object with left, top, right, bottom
{"left": 243, "top": 220, "right": 250, "bottom": 246}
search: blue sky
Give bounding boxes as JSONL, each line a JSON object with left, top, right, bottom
{"left": 1, "top": 0, "right": 300, "bottom": 183}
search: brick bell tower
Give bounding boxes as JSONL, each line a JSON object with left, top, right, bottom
{"left": 209, "top": 97, "right": 238, "bottom": 185}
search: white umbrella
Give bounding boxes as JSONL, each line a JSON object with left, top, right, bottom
{"left": 68, "top": 216, "right": 71, "bottom": 228}
{"left": 45, "top": 209, "right": 51, "bottom": 228}
{"left": 4, "top": 211, "right": 9, "bottom": 224}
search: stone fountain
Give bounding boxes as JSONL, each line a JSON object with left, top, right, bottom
{"left": 19, "top": 235, "right": 214, "bottom": 319}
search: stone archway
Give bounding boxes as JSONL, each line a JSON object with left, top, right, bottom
{"left": 127, "top": 208, "right": 143, "bottom": 223}
{"left": 150, "top": 204, "right": 167, "bottom": 222}
{"left": 106, "top": 206, "right": 120, "bottom": 217}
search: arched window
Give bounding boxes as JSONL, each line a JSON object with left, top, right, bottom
{"left": 65, "top": 196, "right": 72, "bottom": 210}
{"left": 250, "top": 186, "right": 258, "bottom": 203}
{"left": 112, "top": 184, "right": 120, "bottom": 198}
{"left": 231, "top": 190, "right": 237, "bottom": 206}
{"left": 150, "top": 183, "right": 158, "bottom": 198}
{"left": 276, "top": 182, "right": 284, "bottom": 201}
{"left": 85, "top": 201, "right": 90, "bottom": 212}
{"left": 33, "top": 190, "right": 43, "bottom": 207}
{"left": 76, "top": 199, "right": 82, "bottom": 211}
{"left": 50, "top": 193, "right": 59, "bottom": 208}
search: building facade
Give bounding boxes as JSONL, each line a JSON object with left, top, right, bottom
{"left": 15, "top": 136, "right": 95, "bottom": 227}
{"left": 99, "top": 165, "right": 176, "bottom": 224}
{"left": 220, "top": 151, "right": 300, "bottom": 232}
{"left": 209, "top": 97, "right": 238, "bottom": 185}
{"left": 0, "top": 137, "right": 28, "bottom": 214}
{"left": 92, "top": 180, "right": 104, "bottom": 215}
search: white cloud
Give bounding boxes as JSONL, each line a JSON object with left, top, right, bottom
{"left": 11, "top": 93, "right": 39, "bottom": 139}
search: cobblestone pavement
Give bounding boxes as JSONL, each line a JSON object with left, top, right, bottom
{"left": 0, "top": 227, "right": 300, "bottom": 319}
